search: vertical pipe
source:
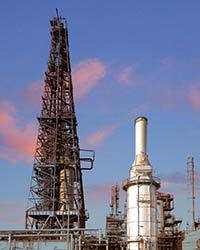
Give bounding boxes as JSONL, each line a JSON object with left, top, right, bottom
{"left": 59, "top": 167, "right": 74, "bottom": 211}
{"left": 135, "top": 117, "right": 148, "bottom": 157}
{"left": 78, "top": 235, "right": 81, "bottom": 250}
{"left": 106, "top": 239, "right": 109, "bottom": 250}
{"left": 137, "top": 177, "right": 140, "bottom": 238}
{"left": 8, "top": 233, "right": 11, "bottom": 250}
{"left": 67, "top": 208, "right": 70, "bottom": 250}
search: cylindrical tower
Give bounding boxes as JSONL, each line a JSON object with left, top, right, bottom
{"left": 123, "top": 117, "right": 160, "bottom": 250}
{"left": 135, "top": 117, "right": 147, "bottom": 157}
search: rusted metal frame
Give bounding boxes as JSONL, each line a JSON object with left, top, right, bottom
{"left": 26, "top": 14, "right": 89, "bottom": 230}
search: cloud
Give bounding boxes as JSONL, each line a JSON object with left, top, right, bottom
{"left": 85, "top": 183, "right": 125, "bottom": 207}
{"left": 159, "top": 171, "right": 187, "bottom": 194}
{"left": 0, "top": 101, "right": 37, "bottom": 162}
{"left": 148, "top": 84, "right": 181, "bottom": 111}
{"left": 0, "top": 203, "right": 25, "bottom": 227}
{"left": 85, "top": 183, "right": 112, "bottom": 206}
{"left": 157, "top": 87, "right": 175, "bottom": 110}
{"left": 0, "top": 203, "right": 18, "bottom": 216}
{"left": 85, "top": 125, "right": 117, "bottom": 146}
{"left": 0, "top": 202, "right": 25, "bottom": 215}
{"left": 0, "top": 101, "right": 16, "bottom": 113}
{"left": 6, "top": 217, "right": 25, "bottom": 224}
{"left": 19, "top": 58, "right": 106, "bottom": 104}
{"left": 72, "top": 59, "right": 106, "bottom": 99}
{"left": 188, "top": 83, "right": 200, "bottom": 111}
{"left": 118, "top": 65, "right": 138, "bottom": 85}
{"left": 19, "top": 80, "right": 43, "bottom": 107}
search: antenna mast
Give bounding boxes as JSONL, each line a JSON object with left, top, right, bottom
{"left": 187, "top": 156, "right": 195, "bottom": 230}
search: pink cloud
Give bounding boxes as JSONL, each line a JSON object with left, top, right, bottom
{"left": 161, "top": 179, "right": 184, "bottom": 189}
{"left": 85, "top": 125, "right": 117, "bottom": 146}
{"left": 149, "top": 85, "right": 180, "bottom": 111}
{"left": 72, "top": 59, "right": 106, "bottom": 99}
{"left": 0, "top": 203, "right": 25, "bottom": 216}
{"left": 85, "top": 183, "right": 112, "bottom": 206}
{"left": 158, "top": 87, "right": 175, "bottom": 110}
{"left": 159, "top": 172, "right": 187, "bottom": 195}
{"left": 0, "top": 101, "right": 37, "bottom": 162}
{"left": 6, "top": 217, "right": 25, "bottom": 224}
{"left": 118, "top": 65, "right": 138, "bottom": 85}
{"left": 0, "top": 101, "right": 16, "bottom": 113}
{"left": 0, "top": 203, "right": 25, "bottom": 226}
{"left": 188, "top": 83, "right": 200, "bottom": 111}
{"left": 19, "top": 80, "right": 43, "bottom": 107}
{"left": 85, "top": 183, "right": 125, "bottom": 207}
{"left": 19, "top": 59, "right": 106, "bottom": 106}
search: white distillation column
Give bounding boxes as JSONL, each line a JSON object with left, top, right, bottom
{"left": 123, "top": 117, "right": 160, "bottom": 250}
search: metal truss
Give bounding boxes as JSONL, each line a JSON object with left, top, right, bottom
{"left": 26, "top": 11, "right": 94, "bottom": 230}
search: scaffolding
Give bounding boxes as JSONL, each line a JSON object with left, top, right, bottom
{"left": 106, "top": 185, "right": 126, "bottom": 250}
{"left": 0, "top": 229, "right": 108, "bottom": 250}
{"left": 157, "top": 192, "right": 184, "bottom": 250}
{"left": 25, "top": 10, "right": 94, "bottom": 230}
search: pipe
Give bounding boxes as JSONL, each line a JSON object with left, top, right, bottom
{"left": 8, "top": 233, "right": 11, "bottom": 250}
{"left": 134, "top": 117, "right": 150, "bottom": 166}
{"left": 135, "top": 117, "right": 147, "bottom": 156}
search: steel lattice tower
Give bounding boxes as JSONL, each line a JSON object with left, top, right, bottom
{"left": 26, "top": 12, "right": 94, "bottom": 230}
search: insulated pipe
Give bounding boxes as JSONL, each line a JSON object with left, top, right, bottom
{"left": 59, "top": 167, "right": 74, "bottom": 211}
{"left": 134, "top": 116, "right": 148, "bottom": 157}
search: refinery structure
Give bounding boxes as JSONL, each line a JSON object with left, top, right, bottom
{"left": 0, "top": 11, "right": 200, "bottom": 250}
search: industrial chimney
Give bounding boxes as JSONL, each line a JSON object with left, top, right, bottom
{"left": 123, "top": 117, "right": 160, "bottom": 250}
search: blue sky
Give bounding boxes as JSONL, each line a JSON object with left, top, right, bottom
{"left": 0, "top": 1, "right": 200, "bottom": 230}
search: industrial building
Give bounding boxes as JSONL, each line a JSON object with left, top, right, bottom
{"left": 0, "top": 11, "right": 198, "bottom": 250}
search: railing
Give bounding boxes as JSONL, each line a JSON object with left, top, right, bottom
{"left": 122, "top": 176, "right": 160, "bottom": 190}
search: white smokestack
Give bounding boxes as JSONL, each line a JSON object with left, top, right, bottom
{"left": 133, "top": 116, "right": 150, "bottom": 167}
{"left": 123, "top": 116, "right": 160, "bottom": 250}
{"left": 135, "top": 116, "right": 147, "bottom": 156}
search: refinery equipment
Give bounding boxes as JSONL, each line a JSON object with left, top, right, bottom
{"left": 106, "top": 184, "right": 126, "bottom": 249}
{"left": 157, "top": 192, "right": 184, "bottom": 249}
{"left": 123, "top": 117, "right": 160, "bottom": 250}
{"left": 182, "top": 157, "right": 200, "bottom": 250}
{"left": 187, "top": 156, "right": 196, "bottom": 230}
{"left": 123, "top": 117, "right": 184, "bottom": 250}
{"left": 0, "top": 11, "right": 186, "bottom": 250}
{"left": 25, "top": 11, "right": 95, "bottom": 230}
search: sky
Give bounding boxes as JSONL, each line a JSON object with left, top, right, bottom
{"left": 0, "top": 0, "right": 200, "bottom": 230}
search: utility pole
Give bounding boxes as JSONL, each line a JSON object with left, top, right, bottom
{"left": 187, "top": 156, "right": 195, "bottom": 230}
